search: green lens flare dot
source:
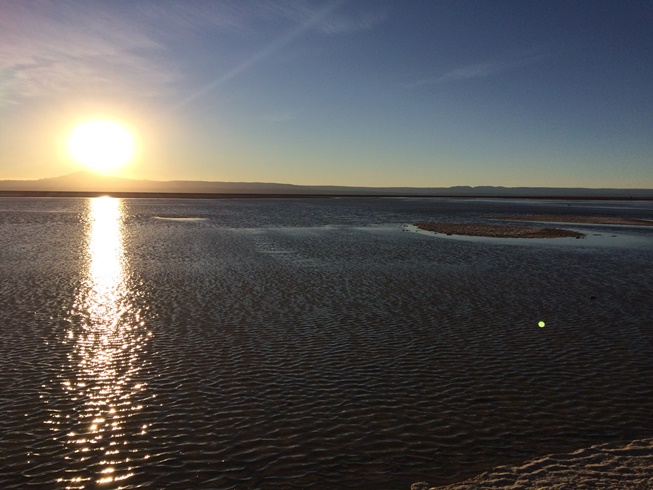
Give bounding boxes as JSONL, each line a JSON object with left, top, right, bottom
{"left": 538, "top": 321, "right": 546, "bottom": 328}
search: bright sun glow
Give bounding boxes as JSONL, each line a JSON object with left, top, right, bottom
{"left": 68, "top": 120, "right": 135, "bottom": 171}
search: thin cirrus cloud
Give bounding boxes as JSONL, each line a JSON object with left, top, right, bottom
{"left": 255, "top": 0, "right": 387, "bottom": 34}
{"left": 1, "top": 0, "right": 386, "bottom": 107}
{"left": 136, "top": 0, "right": 385, "bottom": 35}
{"left": 165, "top": 1, "right": 350, "bottom": 112}
{"left": 411, "top": 52, "right": 547, "bottom": 88}
{"left": 0, "top": 1, "right": 176, "bottom": 104}
{"left": 165, "top": 0, "right": 387, "bottom": 111}
{"left": 424, "top": 61, "right": 506, "bottom": 85}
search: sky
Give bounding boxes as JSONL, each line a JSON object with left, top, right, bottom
{"left": 1, "top": 0, "right": 652, "bottom": 188}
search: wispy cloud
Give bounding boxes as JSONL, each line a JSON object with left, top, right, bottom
{"left": 0, "top": 1, "right": 177, "bottom": 104}
{"left": 256, "top": 0, "right": 387, "bottom": 34}
{"left": 0, "top": 1, "right": 387, "bottom": 106}
{"left": 411, "top": 52, "right": 547, "bottom": 88}
{"left": 131, "top": 0, "right": 386, "bottom": 36}
{"left": 167, "top": 0, "right": 387, "bottom": 111}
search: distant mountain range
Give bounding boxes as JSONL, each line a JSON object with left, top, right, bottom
{"left": 1, "top": 171, "right": 652, "bottom": 198}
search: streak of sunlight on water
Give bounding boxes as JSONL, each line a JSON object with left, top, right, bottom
{"left": 48, "top": 198, "right": 150, "bottom": 488}
{"left": 0, "top": 197, "right": 649, "bottom": 489}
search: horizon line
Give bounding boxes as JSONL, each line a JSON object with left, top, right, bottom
{"left": 0, "top": 171, "right": 652, "bottom": 191}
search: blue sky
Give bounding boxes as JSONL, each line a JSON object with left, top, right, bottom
{"left": 1, "top": 0, "right": 651, "bottom": 187}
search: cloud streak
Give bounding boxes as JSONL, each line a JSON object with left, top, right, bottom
{"left": 1, "top": 1, "right": 387, "bottom": 107}
{"left": 255, "top": 0, "right": 387, "bottom": 34}
{"left": 132, "top": 0, "right": 386, "bottom": 36}
{"left": 411, "top": 52, "right": 547, "bottom": 88}
{"left": 0, "top": 1, "right": 177, "bottom": 104}
{"left": 167, "top": 0, "right": 350, "bottom": 111}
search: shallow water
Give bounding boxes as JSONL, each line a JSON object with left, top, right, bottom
{"left": 1, "top": 197, "right": 652, "bottom": 489}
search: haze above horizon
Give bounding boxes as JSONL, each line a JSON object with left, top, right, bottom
{"left": 1, "top": 1, "right": 651, "bottom": 188}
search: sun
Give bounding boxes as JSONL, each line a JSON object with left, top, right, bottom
{"left": 68, "top": 120, "right": 135, "bottom": 171}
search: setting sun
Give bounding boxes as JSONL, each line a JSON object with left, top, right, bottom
{"left": 68, "top": 120, "right": 135, "bottom": 171}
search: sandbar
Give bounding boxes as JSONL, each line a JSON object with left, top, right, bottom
{"left": 487, "top": 215, "right": 653, "bottom": 226}
{"left": 154, "top": 216, "right": 207, "bottom": 221}
{"left": 416, "top": 222, "right": 584, "bottom": 239}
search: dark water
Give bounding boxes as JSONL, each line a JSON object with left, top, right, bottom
{"left": 1, "top": 197, "right": 652, "bottom": 489}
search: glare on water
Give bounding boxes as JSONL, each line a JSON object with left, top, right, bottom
{"left": 3, "top": 197, "right": 651, "bottom": 488}
{"left": 53, "top": 197, "right": 150, "bottom": 488}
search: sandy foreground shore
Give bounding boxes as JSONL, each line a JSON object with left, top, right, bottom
{"left": 488, "top": 215, "right": 653, "bottom": 226}
{"left": 411, "top": 437, "right": 653, "bottom": 489}
{"left": 416, "top": 223, "right": 584, "bottom": 239}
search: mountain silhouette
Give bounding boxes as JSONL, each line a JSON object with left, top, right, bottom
{"left": 0, "top": 172, "right": 652, "bottom": 198}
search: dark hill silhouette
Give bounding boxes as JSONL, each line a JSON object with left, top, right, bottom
{"left": 1, "top": 171, "right": 652, "bottom": 198}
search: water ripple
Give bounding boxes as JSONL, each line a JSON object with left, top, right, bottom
{"left": 1, "top": 198, "right": 652, "bottom": 488}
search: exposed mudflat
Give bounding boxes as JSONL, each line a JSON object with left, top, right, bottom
{"left": 416, "top": 222, "right": 584, "bottom": 238}
{"left": 488, "top": 215, "right": 653, "bottom": 226}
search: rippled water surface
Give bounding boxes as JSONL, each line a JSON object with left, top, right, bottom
{"left": 1, "top": 197, "right": 652, "bottom": 489}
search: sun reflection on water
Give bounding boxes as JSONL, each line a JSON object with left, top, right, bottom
{"left": 54, "top": 197, "right": 151, "bottom": 488}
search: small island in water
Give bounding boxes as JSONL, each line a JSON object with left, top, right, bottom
{"left": 417, "top": 214, "right": 653, "bottom": 239}
{"left": 416, "top": 223, "right": 584, "bottom": 239}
